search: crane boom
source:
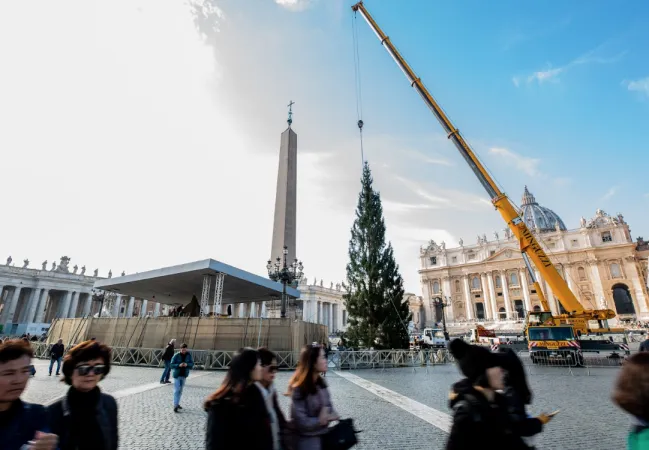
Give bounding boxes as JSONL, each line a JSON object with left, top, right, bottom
{"left": 351, "top": 1, "right": 616, "bottom": 322}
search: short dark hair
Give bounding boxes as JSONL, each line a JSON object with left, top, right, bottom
{"left": 613, "top": 352, "right": 649, "bottom": 421}
{"left": 62, "top": 340, "right": 112, "bottom": 385}
{"left": 0, "top": 339, "right": 33, "bottom": 364}
{"left": 180, "top": 343, "right": 188, "bottom": 349}
{"left": 258, "top": 347, "right": 276, "bottom": 366}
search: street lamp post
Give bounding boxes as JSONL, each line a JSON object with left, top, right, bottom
{"left": 432, "top": 296, "right": 449, "bottom": 339}
{"left": 267, "top": 246, "right": 304, "bottom": 319}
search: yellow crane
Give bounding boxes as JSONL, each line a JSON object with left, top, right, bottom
{"left": 351, "top": 2, "right": 627, "bottom": 361}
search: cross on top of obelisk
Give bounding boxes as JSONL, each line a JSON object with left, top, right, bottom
{"left": 287, "top": 100, "right": 294, "bottom": 127}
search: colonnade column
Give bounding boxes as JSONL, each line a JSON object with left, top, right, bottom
{"left": 329, "top": 303, "right": 333, "bottom": 331}
{"left": 112, "top": 295, "right": 122, "bottom": 317}
{"left": 81, "top": 293, "right": 92, "bottom": 317}
{"left": 59, "top": 291, "right": 72, "bottom": 319}
{"left": 462, "top": 275, "right": 473, "bottom": 320}
{"left": 68, "top": 292, "right": 80, "bottom": 318}
{"left": 519, "top": 270, "right": 532, "bottom": 313}
{"left": 126, "top": 297, "right": 134, "bottom": 317}
{"left": 140, "top": 299, "right": 148, "bottom": 317}
{"left": 154, "top": 303, "right": 161, "bottom": 318}
{"left": 35, "top": 290, "right": 49, "bottom": 323}
{"left": 480, "top": 273, "right": 492, "bottom": 320}
{"left": 3, "top": 287, "right": 22, "bottom": 324}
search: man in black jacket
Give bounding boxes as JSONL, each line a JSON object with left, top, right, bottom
{"left": 49, "top": 339, "right": 65, "bottom": 377}
{"left": 0, "top": 339, "right": 58, "bottom": 450}
{"left": 160, "top": 339, "right": 175, "bottom": 384}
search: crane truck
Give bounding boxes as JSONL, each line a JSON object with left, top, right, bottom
{"left": 351, "top": 1, "right": 629, "bottom": 365}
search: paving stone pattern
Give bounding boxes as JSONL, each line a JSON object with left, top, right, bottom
{"left": 23, "top": 362, "right": 629, "bottom": 449}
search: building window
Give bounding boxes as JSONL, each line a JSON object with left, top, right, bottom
{"left": 601, "top": 231, "right": 613, "bottom": 243}
{"left": 495, "top": 275, "right": 502, "bottom": 288}
{"left": 468, "top": 252, "right": 476, "bottom": 261}
{"left": 610, "top": 263, "right": 622, "bottom": 279}
{"left": 531, "top": 290, "right": 536, "bottom": 294}
{"left": 571, "top": 239, "right": 578, "bottom": 248}
{"left": 548, "top": 242, "right": 556, "bottom": 249}
{"left": 510, "top": 273, "right": 519, "bottom": 286}
{"left": 455, "top": 280, "right": 461, "bottom": 292}
{"left": 429, "top": 256, "right": 437, "bottom": 265}
{"left": 490, "top": 250, "right": 496, "bottom": 256}
{"left": 578, "top": 267, "right": 587, "bottom": 281}
{"left": 451, "top": 256, "right": 458, "bottom": 263}
{"left": 471, "top": 276, "right": 480, "bottom": 290}
{"left": 432, "top": 281, "right": 440, "bottom": 294}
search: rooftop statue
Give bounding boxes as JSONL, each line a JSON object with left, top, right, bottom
{"left": 22, "top": 259, "right": 29, "bottom": 268}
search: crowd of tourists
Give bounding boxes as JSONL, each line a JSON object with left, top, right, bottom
{"left": 1, "top": 335, "right": 648, "bottom": 450}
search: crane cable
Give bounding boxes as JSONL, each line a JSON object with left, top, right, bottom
{"left": 351, "top": 10, "right": 364, "bottom": 166}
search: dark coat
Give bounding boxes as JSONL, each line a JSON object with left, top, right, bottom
{"left": 501, "top": 386, "right": 543, "bottom": 438}
{"left": 162, "top": 344, "right": 175, "bottom": 361}
{"left": 0, "top": 400, "right": 49, "bottom": 450}
{"left": 47, "top": 389, "right": 118, "bottom": 450}
{"left": 640, "top": 339, "right": 649, "bottom": 352}
{"left": 50, "top": 343, "right": 65, "bottom": 359}
{"left": 446, "top": 379, "right": 529, "bottom": 450}
{"left": 205, "top": 384, "right": 273, "bottom": 450}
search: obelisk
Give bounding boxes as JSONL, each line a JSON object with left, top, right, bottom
{"left": 270, "top": 101, "right": 297, "bottom": 265}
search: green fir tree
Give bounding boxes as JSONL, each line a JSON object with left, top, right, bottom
{"left": 343, "top": 162, "right": 410, "bottom": 349}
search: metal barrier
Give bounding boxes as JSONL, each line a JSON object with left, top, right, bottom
{"left": 29, "top": 342, "right": 629, "bottom": 374}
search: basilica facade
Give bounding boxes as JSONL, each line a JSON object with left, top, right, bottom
{"left": 413, "top": 188, "right": 649, "bottom": 329}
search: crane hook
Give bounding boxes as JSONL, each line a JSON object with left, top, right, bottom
{"left": 357, "top": 119, "right": 364, "bottom": 130}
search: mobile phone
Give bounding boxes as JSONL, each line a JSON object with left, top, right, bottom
{"left": 547, "top": 410, "right": 560, "bottom": 417}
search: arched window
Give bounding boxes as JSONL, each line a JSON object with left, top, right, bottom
{"left": 495, "top": 275, "right": 502, "bottom": 288}
{"left": 613, "top": 284, "right": 636, "bottom": 315}
{"left": 510, "top": 273, "right": 518, "bottom": 286}
{"left": 471, "top": 276, "right": 480, "bottom": 290}
{"left": 455, "top": 280, "right": 461, "bottom": 292}
{"left": 432, "top": 281, "right": 440, "bottom": 294}
{"left": 533, "top": 305, "right": 541, "bottom": 312}
{"left": 498, "top": 307, "right": 506, "bottom": 320}
{"left": 578, "top": 267, "right": 587, "bottom": 281}
{"left": 610, "top": 263, "right": 622, "bottom": 279}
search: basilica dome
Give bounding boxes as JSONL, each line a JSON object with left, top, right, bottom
{"left": 520, "top": 186, "right": 567, "bottom": 233}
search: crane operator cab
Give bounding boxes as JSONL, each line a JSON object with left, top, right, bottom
{"left": 527, "top": 325, "right": 584, "bottom": 367}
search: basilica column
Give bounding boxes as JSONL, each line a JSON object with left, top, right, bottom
{"left": 4, "top": 287, "right": 23, "bottom": 323}
{"left": 462, "top": 276, "right": 473, "bottom": 320}
{"left": 519, "top": 270, "right": 532, "bottom": 313}
{"left": 480, "top": 273, "right": 493, "bottom": 320}
{"left": 35, "top": 290, "right": 49, "bottom": 323}
{"left": 112, "top": 294, "right": 122, "bottom": 317}
{"left": 624, "top": 257, "right": 649, "bottom": 314}
{"left": 68, "top": 292, "right": 80, "bottom": 318}
{"left": 535, "top": 269, "right": 555, "bottom": 314}
{"left": 59, "top": 291, "right": 72, "bottom": 319}
{"left": 140, "top": 299, "right": 148, "bottom": 317}
{"left": 501, "top": 272, "right": 513, "bottom": 319}
{"left": 487, "top": 273, "right": 498, "bottom": 320}
{"left": 442, "top": 277, "right": 454, "bottom": 320}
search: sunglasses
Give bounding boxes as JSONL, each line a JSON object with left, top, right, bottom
{"left": 75, "top": 364, "right": 106, "bottom": 376}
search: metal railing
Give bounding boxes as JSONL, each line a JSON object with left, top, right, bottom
{"left": 29, "top": 342, "right": 631, "bottom": 374}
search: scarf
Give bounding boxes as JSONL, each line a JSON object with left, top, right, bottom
{"left": 256, "top": 382, "right": 280, "bottom": 450}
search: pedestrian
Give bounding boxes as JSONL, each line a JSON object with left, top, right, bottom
{"left": 287, "top": 343, "right": 339, "bottom": 450}
{"left": 204, "top": 348, "right": 268, "bottom": 450}
{"left": 445, "top": 339, "right": 528, "bottom": 450}
{"left": 257, "top": 347, "right": 288, "bottom": 450}
{"left": 160, "top": 338, "right": 175, "bottom": 384}
{"left": 639, "top": 336, "right": 649, "bottom": 352}
{"left": 47, "top": 340, "right": 118, "bottom": 450}
{"left": 170, "top": 343, "right": 194, "bottom": 412}
{"left": 498, "top": 347, "right": 555, "bottom": 448}
{"left": 0, "top": 339, "right": 58, "bottom": 450}
{"left": 49, "top": 339, "right": 64, "bottom": 377}
{"left": 321, "top": 342, "right": 330, "bottom": 377}
{"left": 612, "top": 352, "right": 649, "bottom": 449}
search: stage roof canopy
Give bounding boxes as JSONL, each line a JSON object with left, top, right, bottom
{"left": 93, "top": 259, "right": 300, "bottom": 306}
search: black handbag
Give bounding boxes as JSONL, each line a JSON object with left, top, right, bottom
{"left": 321, "top": 418, "right": 360, "bottom": 450}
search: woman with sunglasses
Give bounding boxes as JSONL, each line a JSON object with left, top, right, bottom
{"left": 286, "top": 343, "right": 339, "bottom": 450}
{"left": 204, "top": 347, "right": 271, "bottom": 450}
{"left": 47, "top": 340, "right": 118, "bottom": 450}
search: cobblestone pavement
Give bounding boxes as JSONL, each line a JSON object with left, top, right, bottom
{"left": 22, "top": 361, "right": 629, "bottom": 449}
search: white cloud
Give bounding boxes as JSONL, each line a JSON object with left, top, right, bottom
{"left": 403, "top": 149, "right": 454, "bottom": 167}
{"left": 516, "top": 47, "right": 626, "bottom": 86}
{"left": 624, "top": 77, "right": 649, "bottom": 98}
{"left": 274, "top": 0, "right": 314, "bottom": 11}
{"left": 602, "top": 186, "right": 618, "bottom": 201}
{"left": 489, "top": 147, "right": 541, "bottom": 177}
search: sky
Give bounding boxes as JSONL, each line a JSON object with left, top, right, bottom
{"left": 1, "top": 0, "right": 647, "bottom": 295}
